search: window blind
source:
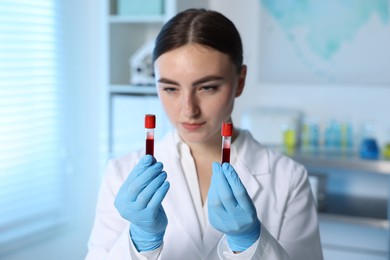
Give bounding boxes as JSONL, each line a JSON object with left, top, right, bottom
{"left": 0, "top": 0, "right": 65, "bottom": 252}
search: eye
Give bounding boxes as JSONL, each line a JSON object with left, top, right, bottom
{"left": 200, "top": 85, "right": 218, "bottom": 93}
{"left": 162, "top": 87, "right": 178, "bottom": 93}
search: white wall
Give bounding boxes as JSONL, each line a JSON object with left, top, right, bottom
{"left": 209, "top": 0, "right": 390, "bottom": 147}
{"left": 2, "top": 1, "right": 106, "bottom": 259}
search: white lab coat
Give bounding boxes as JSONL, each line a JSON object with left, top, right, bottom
{"left": 86, "top": 130, "right": 323, "bottom": 260}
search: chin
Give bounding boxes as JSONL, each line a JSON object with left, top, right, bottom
{"left": 180, "top": 134, "right": 205, "bottom": 144}
{"left": 179, "top": 130, "right": 219, "bottom": 146}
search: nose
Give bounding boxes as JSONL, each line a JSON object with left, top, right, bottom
{"left": 181, "top": 92, "right": 200, "bottom": 118}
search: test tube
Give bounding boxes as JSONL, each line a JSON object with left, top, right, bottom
{"left": 221, "top": 122, "right": 233, "bottom": 164}
{"left": 145, "top": 114, "right": 156, "bottom": 156}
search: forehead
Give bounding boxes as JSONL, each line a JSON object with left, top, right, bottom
{"left": 154, "top": 44, "right": 234, "bottom": 77}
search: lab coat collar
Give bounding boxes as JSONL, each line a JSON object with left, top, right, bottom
{"left": 232, "top": 129, "right": 271, "bottom": 176}
{"left": 170, "top": 129, "right": 269, "bottom": 201}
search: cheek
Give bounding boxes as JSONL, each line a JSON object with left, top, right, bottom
{"left": 206, "top": 92, "right": 235, "bottom": 117}
{"left": 219, "top": 87, "right": 236, "bottom": 107}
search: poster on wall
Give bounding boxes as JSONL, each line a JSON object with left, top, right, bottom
{"left": 257, "top": 0, "right": 390, "bottom": 85}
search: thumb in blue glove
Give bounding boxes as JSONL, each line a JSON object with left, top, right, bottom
{"left": 114, "top": 155, "right": 170, "bottom": 252}
{"left": 208, "top": 162, "right": 261, "bottom": 252}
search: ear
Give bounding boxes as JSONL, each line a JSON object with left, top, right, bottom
{"left": 235, "top": 65, "right": 247, "bottom": 97}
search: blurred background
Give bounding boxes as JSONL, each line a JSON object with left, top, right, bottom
{"left": 0, "top": 0, "right": 389, "bottom": 259}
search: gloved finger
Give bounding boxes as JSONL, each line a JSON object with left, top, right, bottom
{"left": 221, "top": 163, "right": 253, "bottom": 212}
{"left": 123, "top": 155, "right": 156, "bottom": 189}
{"left": 212, "top": 162, "right": 239, "bottom": 212}
{"left": 147, "top": 181, "right": 170, "bottom": 211}
{"left": 208, "top": 163, "right": 223, "bottom": 208}
{"left": 208, "top": 164, "right": 229, "bottom": 216}
{"left": 208, "top": 174, "right": 232, "bottom": 232}
{"left": 134, "top": 171, "right": 167, "bottom": 210}
{"left": 127, "top": 162, "right": 164, "bottom": 202}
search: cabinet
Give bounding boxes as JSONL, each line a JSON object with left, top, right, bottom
{"left": 290, "top": 150, "right": 390, "bottom": 260}
{"left": 106, "top": 0, "right": 208, "bottom": 156}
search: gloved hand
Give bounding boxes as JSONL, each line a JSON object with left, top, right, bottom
{"left": 208, "top": 162, "right": 261, "bottom": 252}
{"left": 114, "top": 155, "right": 170, "bottom": 252}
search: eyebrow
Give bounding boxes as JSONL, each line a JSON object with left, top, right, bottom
{"left": 157, "top": 75, "right": 224, "bottom": 87}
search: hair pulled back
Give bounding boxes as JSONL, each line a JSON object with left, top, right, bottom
{"left": 153, "top": 9, "right": 243, "bottom": 73}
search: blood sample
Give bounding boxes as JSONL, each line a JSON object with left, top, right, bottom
{"left": 221, "top": 122, "right": 233, "bottom": 164}
{"left": 145, "top": 114, "right": 156, "bottom": 156}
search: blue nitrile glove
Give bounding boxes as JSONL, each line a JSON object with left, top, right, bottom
{"left": 114, "top": 155, "right": 170, "bottom": 252}
{"left": 208, "top": 162, "right": 261, "bottom": 252}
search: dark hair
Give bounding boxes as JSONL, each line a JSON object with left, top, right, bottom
{"left": 153, "top": 8, "right": 243, "bottom": 73}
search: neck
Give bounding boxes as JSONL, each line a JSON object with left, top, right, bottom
{"left": 189, "top": 136, "right": 221, "bottom": 162}
{"left": 185, "top": 128, "right": 239, "bottom": 163}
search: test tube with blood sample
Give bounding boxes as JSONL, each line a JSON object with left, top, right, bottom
{"left": 221, "top": 122, "right": 233, "bottom": 164}
{"left": 145, "top": 114, "right": 156, "bottom": 156}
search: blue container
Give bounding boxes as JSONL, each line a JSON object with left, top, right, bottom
{"left": 359, "top": 138, "right": 380, "bottom": 160}
{"left": 117, "top": 0, "right": 164, "bottom": 16}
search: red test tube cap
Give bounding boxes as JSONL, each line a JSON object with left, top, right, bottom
{"left": 145, "top": 114, "right": 156, "bottom": 129}
{"left": 221, "top": 122, "right": 233, "bottom": 137}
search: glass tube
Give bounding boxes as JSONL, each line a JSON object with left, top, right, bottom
{"left": 221, "top": 122, "right": 233, "bottom": 164}
{"left": 145, "top": 114, "right": 155, "bottom": 156}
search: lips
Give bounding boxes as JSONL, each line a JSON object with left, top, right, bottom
{"left": 181, "top": 122, "right": 205, "bottom": 131}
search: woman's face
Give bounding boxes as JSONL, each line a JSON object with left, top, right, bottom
{"left": 154, "top": 44, "right": 246, "bottom": 145}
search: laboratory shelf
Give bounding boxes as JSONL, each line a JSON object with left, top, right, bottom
{"left": 319, "top": 213, "right": 389, "bottom": 230}
{"left": 317, "top": 193, "right": 388, "bottom": 229}
{"left": 109, "top": 84, "right": 157, "bottom": 95}
{"left": 284, "top": 148, "right": 390, "bottom": 259}
{"left": 290, "top": 149, "right": 390, "bottom": 175}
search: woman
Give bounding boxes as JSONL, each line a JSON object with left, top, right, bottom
{"left": 86, "top": 8, "right": 323, "bottom": 260}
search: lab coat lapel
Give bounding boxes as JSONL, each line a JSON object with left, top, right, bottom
{"left": 232, "top": 130, "right": 270, "bottom": 201}
{"left": 163, "top": 155, "right": 204, "bottom": 256}
{"left": 203, "top": 220, "right": 223, "bottom": 254}
{"left": 234, "top": 159, "right": 263, "bottom": 201}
